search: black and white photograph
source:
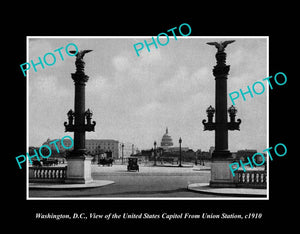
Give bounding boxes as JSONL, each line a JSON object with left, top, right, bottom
{"left": 27, "top": 36, "right": 268, "bottom": 199}
{"left": 7, "top": 11, "right": 294, "bottom": 228}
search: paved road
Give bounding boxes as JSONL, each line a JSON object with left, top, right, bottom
{"left": 29, "top": 165, "right": 218, "bottom": 198}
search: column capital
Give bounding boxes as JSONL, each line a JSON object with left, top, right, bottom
{"left": 213, "top": 65, "right": 230, "bottom": 77}
{"left": 71, "top": 73, "right": 89, "bottom": 84}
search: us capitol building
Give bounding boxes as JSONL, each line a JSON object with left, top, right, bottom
{"left": 160, "top": 127, "right": 188, "bottom": 152}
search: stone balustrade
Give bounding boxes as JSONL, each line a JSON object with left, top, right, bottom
{"left": 29, "top": 166, "right": 67, "bottom": 183}
{"left": 234, "top": 170, "right": 266, "bottom": 188}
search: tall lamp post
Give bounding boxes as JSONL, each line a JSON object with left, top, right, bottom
{"left": 132, "top": 144, "right": 134, "bottom": 156}
{"left": 203, "top": 40, "right": 241, "bottom": 187}
{"left": 64, "top": 49, "right": 96, "bottom": 184}
{"left": 121, "top": 143, "right": 124, "bottom": 165}
{"left": 179, "top": 137, "right": 182, "bottom": 167}
{"left": 154, "top": 141, "right": 157, "bottom": 166}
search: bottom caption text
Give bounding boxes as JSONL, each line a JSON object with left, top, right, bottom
{"left": 35, "top": 212, "right": 262, "bottom": 221}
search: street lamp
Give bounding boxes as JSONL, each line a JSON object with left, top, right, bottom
{"left": 121, "top": 143, "right": 124, "bottom": 165}
{"left": 154, "top": 141, "right": 157, "bottom": 166}
{"left": 179, "top": 137, "right": 182, "bottom": 167}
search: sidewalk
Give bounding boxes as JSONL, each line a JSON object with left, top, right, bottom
{"left": 187, "top": 183, "right": 267, "bottom": 197}
{"left": 29, "top": 180, "right": 114, "bottom": 189}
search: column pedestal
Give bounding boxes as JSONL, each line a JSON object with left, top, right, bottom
{"left": 65, "top": 155, "right": 93, "bottom": 184}
{"left": 209, "top": 152, "right": 236, "bottom": 188}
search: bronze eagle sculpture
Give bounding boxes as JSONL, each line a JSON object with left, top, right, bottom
{"left": 206, "top": 40, "right": 235, "bottom": 52}
{"left": 69, "top": 50, "right": 93, "bottom": 61}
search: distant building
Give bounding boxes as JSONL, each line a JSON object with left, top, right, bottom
{"left": 86, "top": 139, "right": 136, "bottom": 159}
{"left": 236, "top": 149, "right": 265, "bottom": 165}
{"left": 209, "top": 146, "right": 215, "bottom": 156}
{"left": 41, "top": 138, "right": 137, "bottom": 159}
{"left": 200, "top": 151, "right": 211, "bottom": 160}
{"left": 160, "top": 127, "right": 173, "bottom": 151}
{"left": 236, "top": 149, "right": 257, "bottom": 161}
{"left": 167, "top": 147, "right": 189, "bottom": 152}
{"left": 155, "top": 127, "right": 196, "bottom": 162}
{"left": 160, "top": 127, "right": 189, "bottom": 152}
{"left": 86, "top": 139, "right": 119, "bottom": 158}
{"left": 42, "top": 138, "right": 73, "bottom": 153}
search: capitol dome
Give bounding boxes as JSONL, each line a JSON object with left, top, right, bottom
{"left": 161, "top": 127, "right": 173, "bottom": 149}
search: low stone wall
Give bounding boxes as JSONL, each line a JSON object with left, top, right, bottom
{"left": 234, "top": 170, "right": 267, "bottom": 188}
{"left": 29, "top": 166, "right": 67, "bottom": 183}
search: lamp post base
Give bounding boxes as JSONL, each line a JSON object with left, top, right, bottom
{"left": 209, "top": 157, "right": 236, "bottom": 188}
{"left": 65, "top": 155, "right": 93, "bottom": 184}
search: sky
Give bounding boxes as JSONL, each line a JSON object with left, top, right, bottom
{"left": 28, "top": 37, "right": 268, "bottom": 152}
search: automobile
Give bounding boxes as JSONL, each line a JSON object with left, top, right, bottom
{"left": 32, "top": 160, "right": 42, "bottom": 167}
{"left": 42, "top": 159, "right": 59, "bottom": 166}
{"left": 31, "top": 159, "right": 58, "bottom": 166}
{"left": 127, "top": 157, "right": 139, "bottom": 172}
{"left": 98, "top": 157, "right": 114, "bottom": 166}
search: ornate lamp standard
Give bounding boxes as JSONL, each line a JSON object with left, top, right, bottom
{"left": 179, "top": 137, "right": 182, "bottom": 167}
{"left": 121, "top": 143, "right": 124, "bottom": 165}
{"left": 154, "top": 141, "right": 157, "bottom": 166}
{"left": 64, "top": 50, "right": 96, "bottom": 184}
{"left": 132, "top": 144, "right": 134, "bottom": 156}
{"left": 203, "top": 41, "right": 241, "bottom": 187}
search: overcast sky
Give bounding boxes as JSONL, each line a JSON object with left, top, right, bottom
{"left": 28, "top": 37, "right": 267, "bottom": 152}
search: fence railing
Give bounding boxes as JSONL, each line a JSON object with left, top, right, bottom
{"left": 29, "top": 166, "right": 67, "bottom": 183}
{"left": 234, "top": 170, "right": 266, "bottom": 188}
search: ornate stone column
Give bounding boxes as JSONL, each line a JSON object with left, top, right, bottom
{"left": 203, "top": 41, "right": 241, "bottom": 187}
{"left": 64, "top": 50, "right": 96, "bottom": 184}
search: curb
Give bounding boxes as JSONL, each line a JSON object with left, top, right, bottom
{"left": 187, "top": 183, "right": 267, "bottom": 197}
{"left": 29, "top": 180, "right": 115, "bottom": 190}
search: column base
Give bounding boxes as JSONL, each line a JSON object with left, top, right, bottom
{"left": 209, "top": 158, "right": 236, "bottom": 188}
{"left": 65, "top": 155, "right": 93, "bottom": 184}
{"left": 212, "top": 150, "right": 232, "bottom": 160}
